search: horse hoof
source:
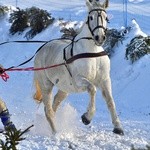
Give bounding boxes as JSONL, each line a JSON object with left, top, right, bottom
{"left": 81, "top": 114, "right": 91, "bottom": 125}
{"left": 113, "top": 128, "right": 124, "bottom": 135}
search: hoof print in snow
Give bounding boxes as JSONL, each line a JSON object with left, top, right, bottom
{"left": 81, "top": 114, "right": 91, "bottom": 125}
{"left": 113, "top": 128, "right": 124, "bottom": 135}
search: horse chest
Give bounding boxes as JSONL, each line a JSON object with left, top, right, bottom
{"left": 71, "top": 59, "right": 98, "bottom": 80}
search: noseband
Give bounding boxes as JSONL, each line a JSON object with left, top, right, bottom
{"left": 86, "top": 8, "right": 107, "bottom": 37}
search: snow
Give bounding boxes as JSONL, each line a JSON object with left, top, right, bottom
{"left": 0, "top": 0, "right": 150, "bottom": 149}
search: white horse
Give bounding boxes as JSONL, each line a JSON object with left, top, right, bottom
{"left": 34, "top": 0, "right": 124, "bottom": 135}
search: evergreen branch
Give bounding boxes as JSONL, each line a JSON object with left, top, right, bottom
{"left": 0, "top": 125, "right": 34, "bottom": 150}
{"left": 19, "top": 124, "right": 34, "bottom": 137}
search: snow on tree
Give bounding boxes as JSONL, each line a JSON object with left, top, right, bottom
{"left": 126, "top": 35, "right": 150, "bottom": 63}
{"left": 9, "top": 8, "right": 29, "bottom": 35}
{"left": 9, "top": 7, "right": 55, "bottom": 39}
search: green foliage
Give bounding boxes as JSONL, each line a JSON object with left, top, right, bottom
{"left": 126, "top": 35, "right": 150, "bottom": 63}
{"left": 131, "top": 144, "right": 150, "bottom": 150}
{"left": 60, "top": 27, "right": 77, "bottom": 39}
{"left": 145, "top": 36, "right": 150, "bottom": 47}
{"left": 103, "top": 28, "right": 126, "bottom": 57}
{"left": 0, "top": 5, "right": 9, "bottom": 17}
{"left": 9, "top": 7, "right": 55, "bottom": 39}
{"left": 0, "top": 125, "right": 33, "bottom": 150}
{"left": 59, "top": 20, "right": 78, "bottom": 39}
{"left": 9, "top": 8, "right": 29, "bottom": 35}
{"left": 25, "top": 7, "right": 55, "bottom": 39}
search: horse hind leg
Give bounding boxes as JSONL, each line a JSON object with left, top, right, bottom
{"left": 52, "top": 90, "right": 68, "bottom": 113}
{"left": 33, "top": 80, "right": 42, "bottom": 103}
{"left": 100, "top": 78, "right": 124, "bottom": 135}
{"left": 34, "top": 74, "right": 56, "bottom": 134}
{"left": 41, "top": 81, "right": 57, "bottom": 134}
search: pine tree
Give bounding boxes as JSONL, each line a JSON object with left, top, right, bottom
{"left": 9, "top": 8, "right": 29, "bottom": 35}
{"left": 103, "top": 29, "right": 125, "bottom": 57}
{"left": 25, "top": 7, "right": 55, "bottom": 39}
{"left": 131, "top": 144, "right": 150, "bottom": 150}
{"left": 0, "top": 125, "right": 33, "bottom": 150}
{"left": 9, "top": 7, "right": 55, "bottom": 38}
{"left": 126, "top": 35, "right": 150, "bottom": 63}
{"left": 60, "top": 27, "right": 77, "bottom": 39}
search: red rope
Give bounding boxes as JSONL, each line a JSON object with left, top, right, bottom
{"left": 0, "top": 51, "right": 107, "bottom": 82}
{"left": 0, "top": 63, "right": 65, "bottom": 82}
{"left": 6, "top": 63, "right": 65, "bottom": 72}
{"left": 0, "top": 72, "right": 9, "bottom": 82}
{"left": 0, "top": 67, "right": 9, "bottom": 82}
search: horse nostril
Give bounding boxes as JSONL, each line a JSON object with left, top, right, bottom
{"left": 95, "top": 35, "right": 99, "bottom": 41}
{"left": 103, "top": 36, "right": 106, "bottom": 41}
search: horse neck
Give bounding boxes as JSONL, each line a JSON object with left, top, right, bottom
{"left": 74, "top": 23, "right": 103, "bottom": 52}
{"left": 74, "top": 23, "right": 96, "bottom": 50}
{"left": 75, "top": 23, "right": 92, "bottom": 41}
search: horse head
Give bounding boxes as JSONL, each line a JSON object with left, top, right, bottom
{"left": 86, "top": 0, "right": 109, "bottom": 46}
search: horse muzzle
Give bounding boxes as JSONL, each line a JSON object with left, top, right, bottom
{"left": 94, "top": 35, "right": 106, "bottom": 46}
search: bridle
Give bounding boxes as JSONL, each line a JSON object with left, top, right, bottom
{"left": 63, "top": 8, "right": 109, "bottom": 60}
{"left": 86, "top": 8, "right": 108, "bottom": 37}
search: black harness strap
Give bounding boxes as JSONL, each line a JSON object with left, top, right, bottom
{"left": 70, "top": 36, "right": 76, "bottom": 57}
{"left": 0, "top": 40, "right": 48, "bottom": 46}
{"left": 63, "top": 37, "right": 94, "bottom": 62}
{"left": 63, "top": 41, "right": 72, "bottom": 61}
{"left": 66, "top": 51, "right": 108, "bottom": 64}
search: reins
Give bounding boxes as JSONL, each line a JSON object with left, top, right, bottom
{"left": 0, "top": 38, "right": 69, "bottom": 72}
{"left": 0, "top": 39, "right": 65, "bottom": 81}
{"left": 0, "top": 37, "right": 93, "bottom": 74}
{"left": 0, "top": 50, "right": 107, "bottom": 78}
{"left": 0, "top": 40, "right": 48, "bottom": 46}
{"left": 0, "top": 37, "right": 107, "bottom": 82}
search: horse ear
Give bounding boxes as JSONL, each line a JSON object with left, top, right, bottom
{"left": 103, "top": 0, "right": 109, "bottom": 8}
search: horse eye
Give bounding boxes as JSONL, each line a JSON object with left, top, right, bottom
{"left": 89, "top": 0, "right": 93, "bottom": 2}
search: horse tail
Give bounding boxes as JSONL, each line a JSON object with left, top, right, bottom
{"left": 33, "top": 80, "right": 42, "bottom": 103}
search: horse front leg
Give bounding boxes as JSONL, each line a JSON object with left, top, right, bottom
{"left": 76, "top": 77, "right": 97, "bottom": 125}
{"left": 100, "top": 78, "right": 124, "bottom": 135}
{"left": 52, "top": 90, "right": 68, "bottom": 113}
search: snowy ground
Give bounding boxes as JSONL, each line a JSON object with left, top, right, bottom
{"left": 0, "top": 0, "right": 150, "bottom": 150}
